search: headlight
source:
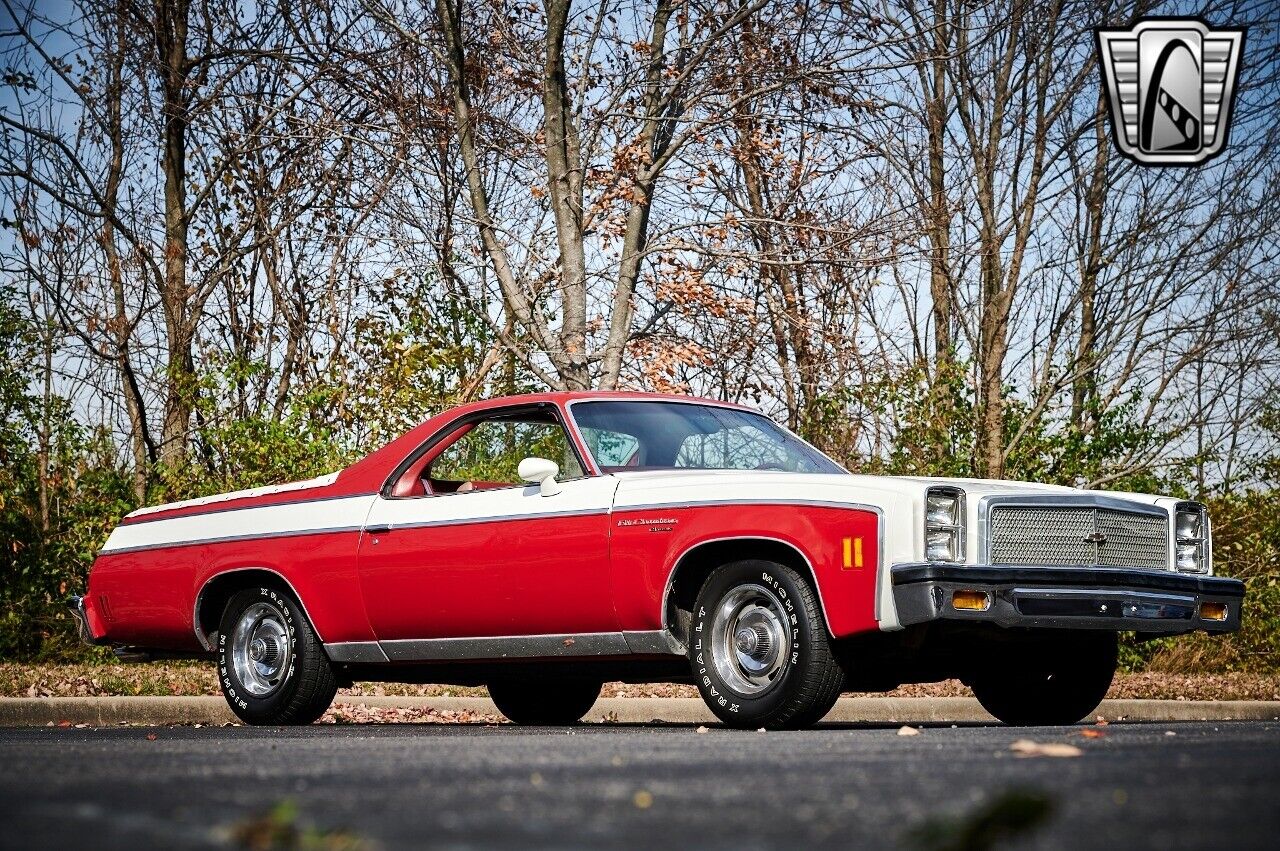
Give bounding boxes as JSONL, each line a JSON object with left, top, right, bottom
{"left": 1175, "top": 502, "right": 1210, "bottom": 574}
{"left": 925, "top": 487, "right": 965, "bottom": 562}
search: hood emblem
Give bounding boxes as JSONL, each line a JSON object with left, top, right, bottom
{"left": 1085, "top": 532, "right": 1108, "bottom": 545}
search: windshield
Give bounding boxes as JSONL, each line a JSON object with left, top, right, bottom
{"left": 570, "top": 401, "right": 844, "bottom": 474}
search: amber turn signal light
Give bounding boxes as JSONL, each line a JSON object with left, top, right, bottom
{"left": 951, "top": 590, "right": 991, "bottom": 612}
{"left": 1199, "top": 602, "right": 1228, "bottom": 621}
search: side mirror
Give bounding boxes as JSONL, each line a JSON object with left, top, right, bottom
{"left": 518, "top": 457, "right": 562, "bottom": 497}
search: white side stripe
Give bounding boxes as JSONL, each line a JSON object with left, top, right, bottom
{"left": 101, "top": 495, "right": 378, "bottom": 555}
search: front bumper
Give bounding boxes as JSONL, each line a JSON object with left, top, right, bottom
{"left": 892, "top": 564, "right": 1245, "bottom": 634}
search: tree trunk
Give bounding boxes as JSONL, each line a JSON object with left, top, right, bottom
{"left": 597, "top": 0, "right": 676, "bottom": 390}
{"left": 1071, "top": 97, "right": 1108, "bottom": 432}
{"left": 104, "top": 0, "right": 153, "bottom": 500}
{"left": 924, "top": 0, "right": 954, "bottom": 370}
{"left": 154, "top": 0, "right": 195, "bottom": 468}
{"left": 541, "top": 0, "right": 591, "bottom": 390}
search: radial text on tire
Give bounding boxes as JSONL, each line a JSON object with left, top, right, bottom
{"left": 216, "top": 586, "right": 337, "bottom": 725}
{"left": 690, "top": 559, "right": 845, "bottom": 730}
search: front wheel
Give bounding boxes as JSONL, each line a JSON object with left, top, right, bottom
{"left": 969, "top": 632, "right": 1118, "bottom": 726}
{"left": 488, "top": 678, "right": 601, "bottom": 725}
{"left": 217, "top": 586, "right": 337, "bottom": 725}
{"left": 690, "top": 560, "right": 845, "bottom": 730}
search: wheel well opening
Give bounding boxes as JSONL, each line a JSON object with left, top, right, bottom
{"left": 665, "top": 539, "right": 814, "bottom": 646}
{"left": 195, "top": 570, "right": 295, "bottom": 649}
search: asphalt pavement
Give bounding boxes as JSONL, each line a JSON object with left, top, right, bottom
{"left": 2, "top": 721, "right": 1278, "bottom": 850}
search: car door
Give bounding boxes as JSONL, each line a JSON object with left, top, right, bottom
{"left": 356, "top": 407, "right": 619, "bottom": 644}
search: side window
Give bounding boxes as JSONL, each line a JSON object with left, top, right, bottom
{"left": 579, "top": 427, "right": 640, "bottom": 468}
{"left": 429, "top": 417, "right": 585, "bottom": 488}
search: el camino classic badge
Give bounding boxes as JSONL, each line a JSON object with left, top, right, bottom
{"left": 1096, "top": 18, "right": 1245, "bottom": 165}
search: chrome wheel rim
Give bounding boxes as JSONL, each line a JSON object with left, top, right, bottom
{"left": 231, "top": 601, "right": 292, "bottom": 697}
{"left": 710, "top": 583, "right": 791, "bottom": 695}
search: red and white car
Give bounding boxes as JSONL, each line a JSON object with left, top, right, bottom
{"left": 72, "top": 392, "right": 1244, "bottom": 728}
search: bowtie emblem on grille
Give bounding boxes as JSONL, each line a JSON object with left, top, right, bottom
{"left": 1085, "top": 531, "right": 1108, "bottom": 545}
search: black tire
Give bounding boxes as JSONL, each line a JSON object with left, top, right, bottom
{"left": 488, "top": 678, "right": 601, "bottom": 725}
{"left": 690, "top": 560, "right": 845, "bottom": 730}
{"left": 217, "top": 586, "right": 337, "bottom": 725}
{"left": 969, "top": 631, "right": 1118, "bottom": 726}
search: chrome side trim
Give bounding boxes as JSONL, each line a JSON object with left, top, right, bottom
{"left": 379, "top": 632, "right": 633, "bottom": 662}
{"left": 325, "top": 641, "right": 390, "bottom": 664}
{"left": 367, "top": 506, "right": 609, "bottom": 534}
{"left": 192, "top": 568, "right": 325, "bottom": 651}
{"left": 621, "top": 498, "right": 878, "bottom": 513}
{"left": 976, "top": 494, "right": 1170, "bottom": 567}
{"left": 330, "top": 631, "right": 684, "bottom": 664}
{"left": 623, "top": 629, "right": 685, "bottom": 655}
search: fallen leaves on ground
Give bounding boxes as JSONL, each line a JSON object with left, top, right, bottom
{"left": 8, "top": 663, "right": 1279, "bottom": 702}
{"left": 897, "top": 725, "right": 921, "bottom": 736}
{"left": 1009, "top": 739, "right": 1083, "bottom": 758}
{"left": 320, "top": 704, "right": 501, "bottom": 725}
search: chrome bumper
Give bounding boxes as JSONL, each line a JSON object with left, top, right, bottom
{"left": 67, "top": 595, "right": 107, "bottom": 646}
{"left": 891, "top": 564, "right": 1244, "bottom": 634}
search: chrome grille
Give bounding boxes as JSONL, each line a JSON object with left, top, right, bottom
{"left": 988, "top": 506, "right": 1169, "bottom": 570}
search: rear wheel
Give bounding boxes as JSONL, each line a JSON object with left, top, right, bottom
{"left": 690, "top": 560, "right": 845, "bottom": 730}
{"left": 488, "top": 678, "right": 601, "bottom": 725}
{"left": 969, "top": 631, "right": 1117, "bottom": 726}
{"left": 217, "top": 587, "right": 337, "bottom": 725}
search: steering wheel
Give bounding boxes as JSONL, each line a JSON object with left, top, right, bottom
{"left": 754, "top": 461, "right": 788, "bottom": 471}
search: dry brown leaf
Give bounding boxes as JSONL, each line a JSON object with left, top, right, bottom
{"left": 897, "top": 725, "right": 921, "bottom": 737}
{"left": 1010, "top": 739, "right": 1083, "bottom": 758}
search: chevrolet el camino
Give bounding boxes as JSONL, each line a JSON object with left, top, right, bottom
{"left": 71, "top": 392, "right": 1244, "bottom": 728}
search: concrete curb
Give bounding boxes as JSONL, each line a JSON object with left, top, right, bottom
{"left": 2, "top": 695, "right": 1277, "bottom": 727}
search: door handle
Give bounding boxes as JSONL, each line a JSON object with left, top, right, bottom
{"left": 365, "top": 524, "right": 392, "bottom": 535}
